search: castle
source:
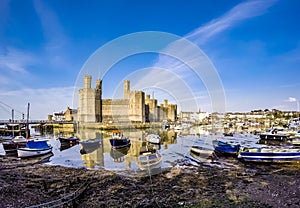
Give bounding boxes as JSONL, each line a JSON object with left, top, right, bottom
{"left": 77, "top": 75, "right": 177, "bottom": 124}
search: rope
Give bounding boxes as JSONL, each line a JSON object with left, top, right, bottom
{"left": 25, "top": 180, "right": 90, "bottom": 208}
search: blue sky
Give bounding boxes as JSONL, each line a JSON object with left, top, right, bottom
{"left": 0, "top": 0, "right": 300, "bottom": 119}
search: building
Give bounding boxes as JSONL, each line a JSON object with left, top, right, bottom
{"left": 77, "top": 75, "right": 177, "bottom": 124}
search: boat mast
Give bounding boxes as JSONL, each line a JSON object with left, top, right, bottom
{"left": 26, "top": 103, "right": 30, "bottom": 139}
{"left": 12, "top": 109, "right": 14, "bottom": 137}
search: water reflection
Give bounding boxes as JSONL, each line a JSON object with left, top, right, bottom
{"left": 74, "top": 128, "right": 178, "bottom": 171}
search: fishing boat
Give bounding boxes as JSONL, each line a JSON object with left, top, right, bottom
{"left": 137, "top": 149, "right": 162, "bottom": 170}
{"left": 17, "top": 140, "right": 52, "bottom": 158}
{"left": 146, "top": 134, "right": 161, "bottom": 144}
{"left": 79, "top": 138, "right": 101, "bottom": 154}
{"left": 190, "top": 146, "right": 214, "bottom": 158}
{"left": 213, "top": 140, "right": 240, "bottom": 156}
{"left": 59, "top": 136, "right": 79, "bottom": 146}
{"left": 238, "top": 147, "right": 300, "bottom": 162}
{"left": 109, "top": 130, "right": 130, "bottom": 149}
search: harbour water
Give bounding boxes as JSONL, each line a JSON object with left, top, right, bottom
{"left": 0, "top": 126, "right": 261, "bottom": 173}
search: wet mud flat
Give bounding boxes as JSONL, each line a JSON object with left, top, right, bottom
{"left": 0, "top": 156, "right": 299, "bottom": 208}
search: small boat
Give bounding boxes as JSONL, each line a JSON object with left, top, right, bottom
{"left": 59, "top": 136, "right": 79, "bottom": 146}
{"left": 109, "top": 130, "right": 130, "bottom": 149}
{"left": 292, "top": 138, "right": 300, "bottom": 146}
{"left": 213, "top": 140, "right": 240, "bottom": 156}
{"left": 79, "top": 138, "right": 101, "bottom": 154}
{"left": 2, "top": 136, "right": 27, "bottom": 154}
{"left": 146, "top": 134, "right": 161, "bottom": 144}
{"left": 137, "top": 149, "right": 162, "bottom": 170}
{"left": 238, "top": 147, "right": 300, "bottom": 162}
{"left": 17, "top": 140, "right": 52, "bottom": 158}
{"left": 190, "top": 146, "right": 214, "bottom": 158}
{"left": 259, "top": 127, "right": 290, "bottom": 141}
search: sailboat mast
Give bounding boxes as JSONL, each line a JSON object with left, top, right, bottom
{"left": 12, "top": 109, "right": 14, "bottom": 137}
{"left": 26, "top": 103, "right": 30, "bottom": 139}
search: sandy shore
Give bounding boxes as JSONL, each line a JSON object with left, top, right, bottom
{"left": 0, "top": 155, "right": 299, "bottom": 208}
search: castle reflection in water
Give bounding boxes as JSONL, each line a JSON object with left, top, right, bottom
{"left": 53, "top": 127, "right": 204, "bottom": 170}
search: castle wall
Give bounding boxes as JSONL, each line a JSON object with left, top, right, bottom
{"left": 78, "top": 88, "right": 97, "bottom": 122}
{"left": 129, "top": 91, "right": 145, "bottom": 122}
{"left": 102, "top": 99, "right": 130, "bottom": 123}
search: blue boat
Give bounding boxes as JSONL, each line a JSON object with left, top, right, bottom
{"left": 238, "top": 147, "right": 300, "bottom": 162}
{"left": 213, "top": 140, "right": 240, "bottom": 156}
{"left": 109, "top": 130, "right": 130, "bottom": 149}
{"left": 17, "top": 140, "right": 52, "bottom": 158}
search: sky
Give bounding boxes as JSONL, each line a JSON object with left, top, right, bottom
{"left": 0, "top": 0, "right": 300, "bottom": 119}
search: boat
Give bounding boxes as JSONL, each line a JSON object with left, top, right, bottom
{"left": 292, "top": 138, "right": 300, "bottom": 146}
{"left": 259, "top": 127, "right": 290, "bottom": 141}
{"left": 190, "top": 146, "right": 214, "bottom": 158}
{"left": 109, "top": 130, "right": 130, "bottom": 149}
{"left": 137, "top": 148, "right": 162, "bottom": 170}
{"left": 17, "top": 140, "right": 52, "bottom": 158}
{"left": 238, "top": 147, "right": 300, "bottom": 162}
{"left": 2, "top": 136, "right": 27, "bottom": 154}
{"left": 79, "top": 138, "right": 101, "bottom": 154}
{"left": 59, "top": 136, "right": 79, "bottom": 146}
{"left": 146, "top": 134, "right": 161, "bottom": 144}
{"left": 213, "top": 140, "right": 240, "bottom": 156}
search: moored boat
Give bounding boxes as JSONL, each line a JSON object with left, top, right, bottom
{"left": 292, "top": 138, "right": 300, "bottom": 146}
{"left": 59, "top": 136, "right": 79, "bottom": 146}
{"left": 2, "top": 136, "right": 27, "bottom": 154}
{"left": 17, "top": 140, "right": 52, "bottom": 158}
{"left": 190, "top": 146, "right": 214, "bottom": 158}
{"left": 213, "top": 140, "right": 240, "bottom": 156}
{"left": 137, "top": 149, "right": 162, "bottom": 170}
{"left": 259, "top": 128, "right": 290, "bottom": 141}
{"left": 238, "top": 147, "right": 300, "bottom": 162}
{"left": 109, "top": 130, "right": 130, "bottom": 149}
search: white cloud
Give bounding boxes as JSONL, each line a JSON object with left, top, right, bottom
{"left": 0, "top": 86, "right": 75, "bottom": 120}
{"left": 287, "top": 97, "right": 297, "bottom": 102}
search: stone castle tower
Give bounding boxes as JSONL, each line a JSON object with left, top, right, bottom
{"left": 78, "top": 75, "right": 102, "bottom": 123}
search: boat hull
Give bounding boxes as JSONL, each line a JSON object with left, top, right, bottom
{"left": 17, "top": 147, "right": 52, "bottom": 158}
{"left": 238, "top": 149, "right": 300, "bottom": 162}
{"left": 109, "top": 139, "right": 130, "bottom": 149}
{"left": 190, "top": 146, "right": 213, "bottom": 156}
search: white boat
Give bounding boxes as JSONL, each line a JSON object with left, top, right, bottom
{"left": 238, "top": 147, "right": 300, "bottom": 162}
{"left": 12, "top": 136, "right": 27, "bottom": 143}
{"left": 292, "top": 138, "right": 300, "bottom": 146}
{"left": 137, "top": 150, "right": 162, "bottom": 170}
{"left": 190, "top": 146, "right": 214, "bottom": 157}
{"left": 259, "top": 127, "right": 290, "bottom": 141}
{"left": 17, "top": 140, "right": 52, "bottom": 158}
{"left": 146, "top": 134, "right": 161, "bottom": 144}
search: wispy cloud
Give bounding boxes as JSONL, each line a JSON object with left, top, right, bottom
{"left": 186, "top": 0, "right": 278, "bottom": 44}
{"left": 0, "top": 47, "right": 37, "bottom": 74}
{"left": 147, "top": 0, "right": 278, "bottom": 112}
